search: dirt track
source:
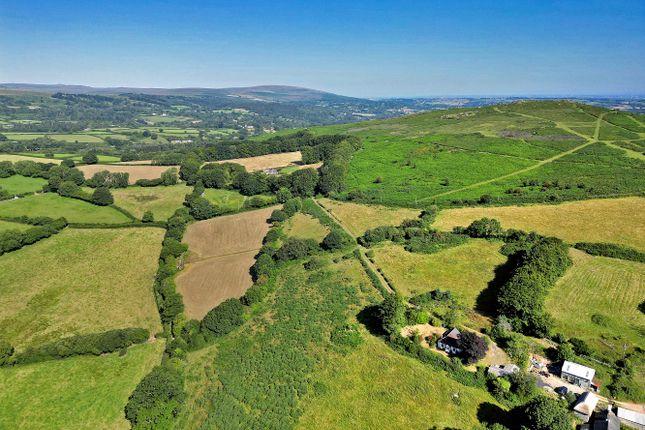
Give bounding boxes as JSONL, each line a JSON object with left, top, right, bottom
{"left": 176, "top": 206, "right": 276, "bottom": 319}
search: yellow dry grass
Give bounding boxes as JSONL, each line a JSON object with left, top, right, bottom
{"left": 0, "top": 154, "right": 61, "bottom": 164}
{"left": 77, "top": 164, "right": 178, "bottom": 184}
{"left": 177, "top": 207, "right": 275, "bottom": 319}
{"left": 434, "top": 197, "right": 645, "bottom": 250}
{"left": 211, "top": 151, "right": 302, "bottom": 172}
{"left": 317, "top": 198, "right": 421, "bottom": 237}
{"left": 282, "top": 213, "right": 329, "bottom": 241}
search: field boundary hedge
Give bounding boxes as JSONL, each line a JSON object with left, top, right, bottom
{"left": 574, "top": 242, "right": 645, "bottom": 263}
{"left": 0, "top": 216, "right": 68, "bottom": 256}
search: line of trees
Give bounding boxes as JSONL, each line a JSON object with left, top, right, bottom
{"left": 0, "top": 216, "right": 67, "bottom": 256}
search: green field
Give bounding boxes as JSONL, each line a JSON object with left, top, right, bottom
{"left": 0, "top": 342, "right": 163, "bottom": 430}
{"left": 282, "top": 213, "right": 329, "bottom": 241}
{"left": 546, "top": 249, "right": 645, "bottom": 361}
{"left": 0, "top": 193, "right": 132, "bottom": 224}
{"left": 304, "top": 101, "right": 645, "bottom": 207}
{"left": 112, "top": 184, "right": 190, "bottom": 220}
{"left": 0, "top": 175, "right": 46, "bottom": 194}
{"left": 0, "top": 227, "right": 163, "bottom": 348}
{"left": 202, "top": 188, "right": 275, "bottom": 212}
{"left": 0, "top": 220, "right": 30, "bottom": 232}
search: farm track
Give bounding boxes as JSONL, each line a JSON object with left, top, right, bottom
{"left": 313, "top": 198, "right": 394, "bottom": 294}
{"left": 419, "top": 111, "right": 605, "bottom": 201}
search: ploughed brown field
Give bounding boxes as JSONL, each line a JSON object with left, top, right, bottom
{"left": 176, "top": 206, "right": 276, "bottom": 319}
{"left": 77, "top": 164, "right": 178, "bottom": 184}
{"left": 212, "top": 151, "right": 302, "bottom": 171}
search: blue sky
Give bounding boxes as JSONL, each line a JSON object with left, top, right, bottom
{"left": 1, "top": 0, "right": 643, "bottom": 97}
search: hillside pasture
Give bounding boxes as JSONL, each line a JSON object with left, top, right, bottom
{"left": 177, "top": 206, "right": 275, "bottom": 319}
{"left": 0, "top": 193, "right": 132, "bottom": 224}
{"left": 0, "top": 220, "right": 30, "bottom": 232}
{"left": 282, "top": 213, "right": 329, "bottom": 241}
{"left": 317, "top": 198, "right": 420, "bottom": 236}
{"left": 0, "top": 228, "right": 164, "bottom": 348}
{"left": 0, "top": 175, "right": 46, "bottom": 194}
{"left": 434, "top": 197, "right": 645, "bottom": 250}
{"left": 112, "top": 184, "right": 190, "bottom": 221}
{"left": 202, "top": 188, "right": 247, "bottom": 212}
{"left": 77, "top": 164, "right": 178, "bottom": 184}
{"left": 0, "top": 342, "right": 163, "bottom": 430}
{"left": 0, "top": 153, "right": 61, "bottom": 164}
{"left": 545, "top": 249, "right": 645, "bottom": 360}
{"left": 211, "top": 151, "right": 302, "bottom": 172}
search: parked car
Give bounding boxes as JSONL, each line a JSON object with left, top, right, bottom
{"left": 555, "top": 386, "right": 569, "bottom": 396}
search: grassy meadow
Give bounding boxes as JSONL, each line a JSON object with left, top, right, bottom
{"left": 282, "top": 213, "right": 329, "bottom": 241}
{"left": 0, "top": 228, "right": 163, "bottom": 349}
{"left": 434, "top": 197, "right": 645, "bottom": 250}
{"left": 545, "top": 249, "right": 645, "bottom": 361}
{"left": 0, "top": 193, "right": 132, "bottom": 224}
{"left": 317, "top": 198, "right": 420, "bottom": 236}
{"left": 0, "top": 342, "right": 164, "bottom": 430}
{"left": 112, "top": 184, "right": 190, "bottom": 220}
{"left": 0, "top": 175, "right": 47, "bottom": 194}
{"left": 0, "top": 220, "right": 30, "bottom": 232}
{"left": 0, "top": 154, "right": 61, "bottom": 164}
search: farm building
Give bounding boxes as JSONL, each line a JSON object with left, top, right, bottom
{"left": 573, "top": 392, "right": 599, "bottom": 422}
{"left": 617, "top": 407, "right": 645, "bottom": 430}
{"left": 561, "top": 360, "right": 595, "bottom": 388}
{"left": 585, "top": 405, "right": 620, "bottom": 430}
{"left": 487, "top": 364, "right": 520, "bottom": 378}
{"left": 436, "top": 328, "right": 462, "bottom": 356}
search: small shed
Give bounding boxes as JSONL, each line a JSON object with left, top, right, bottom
{"left": 573, "top": 392, "right": 599, "bottom": 422}
{"left": 436, "top": 328, "right": 462, "bottom": 355}
{"left": 561, "top": 360, "right": 595, "bottom": 388}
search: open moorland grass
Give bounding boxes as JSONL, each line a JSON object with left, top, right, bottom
{"left": 0, "top": 341, "right": 163, "bottom": 430}
{"left": 177, "top": 206, "right": 275, "bottom": 319}
{"left": 0, "top": 220, "right": 30, "bottom": 232}
{"left": 77, "top": 164, "right": 178, "bottom": 184}
{"left": 545, "top": 249, "right": 645, "bottom": 360}
{"left": 301, "top": 101, "right": 644, "bottom": 207}
{"left": 0, "top": 228, "right": 164, "bottom": 348}
{"left": 177, "top": 256, "right": 497, "bottom": 430}
{"left": 317, "top": 198, "right": 420, "bottom": 236}
{"left": 0, "top": 174, "right": 46, "bottom": 194}
{"left": 211, "top": 151, "right": 302, "bottom": 172}
{"left": 372, "top": 240, "right": 504, "bottom": 307}
{"left": 0, "top": 193, "right": 132, "bottom": 224}
{"left": 434, "top": 197, "right": 645, "bottom": 250}
{"left": 112, "top": 184, "right": 190, "bottom": 221}
{"left": 282, "top": 213, "right": 329, "bottom": 241}
{"left": 0, "top": 154, "right": 61, "bottom": 164}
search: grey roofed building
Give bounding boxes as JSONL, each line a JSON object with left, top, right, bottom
{"left": 573, "top": 392, "right": 599, "bottom": 422}
{"left": 436, "top": 327, "right": 462, "bottom": 356}
{"left": 487, "top": 364, "right": 520, "bottom": 377}
{"left": 592, "top": 405, "right": 620, "bottom": 430}
{"left": 617, "top": 407, "right": 645, "bottom": 430}
{"left": 561, "top": 360, "right": 595, "bottom": 388}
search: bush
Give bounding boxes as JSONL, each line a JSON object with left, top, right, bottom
{"left": 276, "top": 187, "right": 293, "bottom": 203}
{"left": 553, "top": 342, "right": 575, "bottom": 362}
{"left": 458, "top": 331, "right": 489, "bottom": 364}
{"left": 517, "top": 396, "right": 572, "bottom": 430}
{"left": 82, "top": 151, "right": 98, "bottom": 164}
{"left": 86, "top": 170, "right": 129, "bottom": 188}
{"left": 125, "top": 363, "right": 185, "bottom": 429}
{"left": 160, "top": 168, "right": 179, "bottom": 186}
{"left": 0, "top": 340, "right": 14, "bottom": 365}
{"left": 12, "top": 328, "right": 149, "bottom": 365}
{"left": 201, "top": 298, "right": 245, "bottom": 338}
{"left": 251, "top": 253, "right": 275, "bottom": 280}
{"left": 465, "top": 218, "right": 503, "bottom": 238}
{"left": 274, "top": 237, "right": 319, "bottom": 261}
{"left": 282, "top": 197, "right": 302, "bottom": 217}
{"left": 188, "top": 196, "right": 217, "bottom": 220}
{"left": 321, "top": 230, "right": 351, "bottom": 250}
{"left": 142, "top": 210, "right": 155, "bottom": 223}
{"left": 91, "top": 187, "right": 114, "bottom": 206}
{"left": 330, "top": 324, "right": 362, "bottom": 348}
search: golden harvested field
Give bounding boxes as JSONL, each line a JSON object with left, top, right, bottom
{"left": 0, "top": 154, "right": 61, "bottom": 164}
{"left": 177, "top": 206, "right": 275, "bottom": 319}
{"left": 546, "top": 249, "right": 645, "bottom": 358}
{"left": 211, "top": 151, "right": 302, "bottom": 172}
{"left": 434, "top": 197, "right": 645, "bottom": 250}
{"left": 0, "top": 228, "right": 164, "bottom": 349}
{"left": 282, "top": 213, "right": 329, "bottom": 241}
{"left": 77, "top": 164, "right": 178, "bottom": 184}
{"left": 113, "top": 160, "right": 154, "bottom": 165}
{"left": 372, "top": 240, "right": 505, "bottom": 308}
{"left": 317, "top": 198, "right": 421, "bottom": 237}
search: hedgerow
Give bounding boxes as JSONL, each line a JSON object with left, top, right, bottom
{"left": 574, "top": 242, "right": 645, "bottom": 263}
{"left": 7, "top": 328, "right": 149, "bottom": 365}
{"left": 0, "top": 216, "right": 68, "bottom": 256}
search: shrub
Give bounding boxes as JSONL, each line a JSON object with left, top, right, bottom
{"left": 275, "top": 238, "right": 319, "bottom": 261}
{"left": 517, "top": 396, "right": 572, "bottom": 430}
{"left": 188, "top": 196, "right": 217, "bottom": 220}
{"left": 282, "top": 197, "right": 302, "bottom": 217}
{"left": 569, "top": 337, "right": 592, "bottom": 356}
{"left": 269, "top": 209, "right": 288, "bottom": 223}
{"left": 251, "top": 253, "right": 275, "bottom": 280}
{"left": 82, "top": 151, "right": 98, "bottom": 164}
{"left": 124, "top": 364, "right": 185, "bottom": 429}
{"left": 91, "top": 187, "right": 114, "bottom": 206}
{"left": 465, "top": 218, "right": 503, "bottom": 238}
{"left": 276, "top": 187, "right": 293, "bottom": 203}
{"left": 321, "top": 230, "right": 351, "bottom": 250}
{"left": 0, "top": 340, "right": 14, "bottom": 365}
{"left": 554, "top": 342, "right": 575, "bottom": 362}
{"left": 330, "top": 324, "right": 362, "bottom": 348}
{"left": 458, "top": 331, "right": 489, "bottom": 364}
{"left": 201, "top": 298, "right": 245, "bottom": 338}
{"left": 161, "top": 168, "right": 179, "bottom": 186}
{"left": 142, "top": 210, "right": 155, "bottom": 223}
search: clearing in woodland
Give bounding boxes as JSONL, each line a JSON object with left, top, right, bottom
{"left": 111, "top": 184, "right": 190, "bottom": 221}
{"left": 211, "top": 151, "right": 302, "bottom": 171}
{"left": 77, "top": 164, "right": 178, "bottom": 184}
{"left": 434, "top": 197, "right": 645, "bottom": 250}
{"left": 176, "top": 206, "right": 275, "bottom": 319}
{"left": 282, "top": 213, "right": 329, "bottom": 241}
{"left": 0, "top": 228, "right": 164, "bottom": 349}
